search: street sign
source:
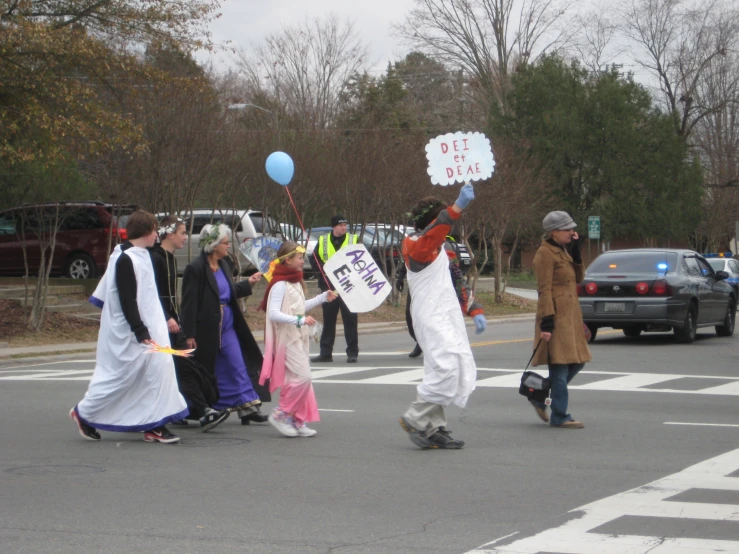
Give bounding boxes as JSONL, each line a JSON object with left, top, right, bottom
{"left": 588, "top": 216, "right": 601, "bottom": 239}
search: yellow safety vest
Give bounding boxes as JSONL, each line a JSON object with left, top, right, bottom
{"left": 318, "top": 233, "right": 358, "bottom": 262}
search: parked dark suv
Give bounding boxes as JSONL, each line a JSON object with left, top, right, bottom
{"left": 0, "top": 202, "right": 135, "bottom": 279}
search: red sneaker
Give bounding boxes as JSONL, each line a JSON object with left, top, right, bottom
{"left": 69, "top": 408, "right": 101, "bottom": 441}
{"left": 143, "top": 426, "right": 180, "bottom": 444}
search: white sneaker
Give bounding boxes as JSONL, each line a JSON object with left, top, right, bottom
{"left": 268, "top": 410, "right": 298, "bottom": 437}
{"left": 295, "top": 423, "right": 317, "bottom": 437}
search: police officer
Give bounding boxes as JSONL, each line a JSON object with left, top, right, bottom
{"left": 310, "top": 215, "right": 360, "bottom": 363}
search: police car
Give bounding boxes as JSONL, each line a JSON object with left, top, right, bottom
{"left": 704, "top": 253, "right": 739, "bottom": 293}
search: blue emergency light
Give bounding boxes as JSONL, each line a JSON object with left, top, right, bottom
{"left": 703, "top": 252, "right": 733, "bottom": 258}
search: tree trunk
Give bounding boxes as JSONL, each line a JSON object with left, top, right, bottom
{"left": 493, "top": 235, "right": 504, "bottom": 303}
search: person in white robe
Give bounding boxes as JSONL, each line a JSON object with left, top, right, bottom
{"left": 398, "top": 183, "right": 478, "bottom": 449}
{"left": 69, "top": 210, "right": 188, "bottom": 444}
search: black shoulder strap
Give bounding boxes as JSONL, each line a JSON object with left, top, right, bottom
{"left": 525, "top": 339, "right": 543, "bottom": 370}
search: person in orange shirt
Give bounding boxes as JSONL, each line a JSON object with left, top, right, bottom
{"left": 398, "top": 183, "right": 482, "bottom": 449}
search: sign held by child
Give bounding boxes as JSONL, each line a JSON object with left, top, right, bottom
{"left": 323, "top": 244, "right": 391, "bottom": 312}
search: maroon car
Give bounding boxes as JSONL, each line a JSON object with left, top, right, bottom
{"left": 0, "top": 202, "right": 135, "bottom": 279}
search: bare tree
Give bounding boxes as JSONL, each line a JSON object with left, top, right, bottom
{"left": 620, "top": 0, "right": 739, "bottom": 140}
{"left": 393, "top": 0, "right": 577, "bottom": 115}
{"left": 466, "top": 136, "right": 551, "bottom": 301}
{"left": 573, "top": 5, "right": 625, "bottom": 73}
{"left": 235, "top": 14, "right": 369, "bottom": 129}
{"left": 692, "top": 48, "right": 739, "bottom": 249}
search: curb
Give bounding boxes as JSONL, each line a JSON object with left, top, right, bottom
{"left": 0, "top": 351, "right": 97, "bottom": 367}
{"left": 0, "top": 313, "right": 535, "bottom": 367}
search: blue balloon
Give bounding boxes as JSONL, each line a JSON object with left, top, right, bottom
{"left": 265, "top": 151, "right": 294, "bottom": 186}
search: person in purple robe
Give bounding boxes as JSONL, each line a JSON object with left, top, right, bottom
{"left": 180, "top": 223, "right": 270, "bottom": 425}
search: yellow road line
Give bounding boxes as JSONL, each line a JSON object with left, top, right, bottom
{"left": 394, "top": 329, "right": 622, "bottom": 353}
{"left": 470, "top": 338, "right": 532, "bottom": 347}
{"left": 470, "top": 329, "right": 620, "bottom": 348}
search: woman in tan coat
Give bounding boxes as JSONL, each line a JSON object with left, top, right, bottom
{"left": 530, "top": 211, "right": 591, "bottom": 428}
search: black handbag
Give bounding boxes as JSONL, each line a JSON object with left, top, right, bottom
{"left": 518, "top": 339, "right": 551, "bottom": 403}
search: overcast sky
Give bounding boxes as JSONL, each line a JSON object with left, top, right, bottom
{"left": 199, "top": 0, "right": 418, "bottom": 72}
{"left": 197, "top": 0, "right": 654, "bottom": 92}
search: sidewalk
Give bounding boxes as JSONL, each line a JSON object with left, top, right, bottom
{"left": 0, "top": 313, "right": 535, "bottom": 364}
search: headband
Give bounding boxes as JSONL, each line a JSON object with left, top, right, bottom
{"left": 200, "top": 225, "right": 222, "bottom": 250}
{"left": 264, "top": 245, "right": 307, "bottom": 282}
{"left": 408, "top": 201, "right": 443, "bottom": 223}
{"left": 158, "top": 218, "right": 184, "bottom": 237}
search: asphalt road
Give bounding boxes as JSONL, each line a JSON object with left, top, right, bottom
{"left": 1, "top": 321, "right": 738, "bottom": 553}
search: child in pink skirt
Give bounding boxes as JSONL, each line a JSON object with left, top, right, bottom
{"left": 259, "top": 242, "right": 337, "bottom": 437}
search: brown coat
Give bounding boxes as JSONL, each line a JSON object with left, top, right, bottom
{"left": 532, "top": 240, "right": 592, "bottom": 367}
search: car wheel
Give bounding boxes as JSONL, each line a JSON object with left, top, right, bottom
{"left": 64, "top": 253, "right": 95, "bottom": 279}
{"left": 674, "top": 304, "right": 697, "bottom": 343}
{"left": 586, "top": 324, "right": 598, "bottom": 343}
{"left": 623, "top": 326, "right": 642, "bottom": 338}
{"left": 716, "top": 299, "right": 736, "bottom": 337}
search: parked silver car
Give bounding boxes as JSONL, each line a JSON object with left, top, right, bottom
{"left": 579, "top": 249, "right": 736, "bottom": 343}
{"left": 156, "top": 209, "right": 278, "bottom": 273}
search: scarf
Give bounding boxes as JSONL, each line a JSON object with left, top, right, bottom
{"left": 258, "top": 263, "right": 304, "bottom": 311}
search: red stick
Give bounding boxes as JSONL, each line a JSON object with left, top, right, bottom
{"left": 284, "top": 185, "right": 331, "bottom": 289}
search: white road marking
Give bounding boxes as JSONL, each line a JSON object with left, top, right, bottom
{"left": 475, "top": 373, "right": 527, "bottom": 387}
{"left": 576, "top": 373, "right": 677, "bottom": 390}
{"left": 348, "top": 351, "right": 413, "bottom": 356}
{"left": 1, "top": 370, "right": 95, "bottom": 380}
{"left": 467, "top": 447, "right": 739, "bottom": 554}
{"left": 360, "top": 369, "right": 425, "bottom": 384}
{"left": 318, "top": 409, "right": 355, "bottom": 413}
{"left": 0, "top": 359, "right": 94, "bottom": 371}
{"left": 3, "top": 362, "right": 739, "bottom": 397}
{"left": 665, "top": 422, "right": 739, "bottom": 428}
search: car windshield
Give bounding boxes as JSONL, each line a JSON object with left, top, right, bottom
{"left": 588, "top": 252, "right": 679, "bottom": 274}
{"left": 707, "top": 259, "right": 726, "bottom": 272}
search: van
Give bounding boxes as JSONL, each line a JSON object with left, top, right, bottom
{"left": 0, "top": 202, "right": 135, "bottom": 278}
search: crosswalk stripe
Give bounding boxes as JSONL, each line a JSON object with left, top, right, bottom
{"left": 2, "top": 363, "right": 739, "bottom": 396}
{"left": 575, "top": 373, "right": 681, "bottom": 390}
{"left": 474, "top": 373, "right": 525, "bottom": 387}
{"left": 467, "top": 447, "right": 739, "bottom": 554}
{"left": 360, "top": 369, "right": 425, "bottom": 384}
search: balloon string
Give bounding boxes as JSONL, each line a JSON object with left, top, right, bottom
{"left": 283, "top": 185, "right": 331, "bottom": 290}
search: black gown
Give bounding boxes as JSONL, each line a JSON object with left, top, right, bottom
{"left": 149, "top": 244, "right": 218, "bottom": 419}
{"left": 180, "top": 252, "right": 270, "bottom": 403}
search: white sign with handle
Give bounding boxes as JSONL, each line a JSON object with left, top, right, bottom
{"left": 425, "top": 131, "right": 495, "bottom": 186}
{"left": 323, "top": 243, "right": 391, "bottom": 313}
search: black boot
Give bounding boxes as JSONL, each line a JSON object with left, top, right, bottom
{"left": 408, "top": 343, "right": 422, "bottom": 358}
{"left": 241, "top": 408, "right": 269, "bottom": 425}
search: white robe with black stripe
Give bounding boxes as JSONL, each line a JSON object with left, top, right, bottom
{"left": 76, "top": 244, "right": 187, "bottom": 432}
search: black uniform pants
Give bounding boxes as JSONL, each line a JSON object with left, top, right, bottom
{"left": 320, "top": 296, "right": 359, "bottom": 358}
{"left": 171, "top": 331, "right": 218, "bottom": 420}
